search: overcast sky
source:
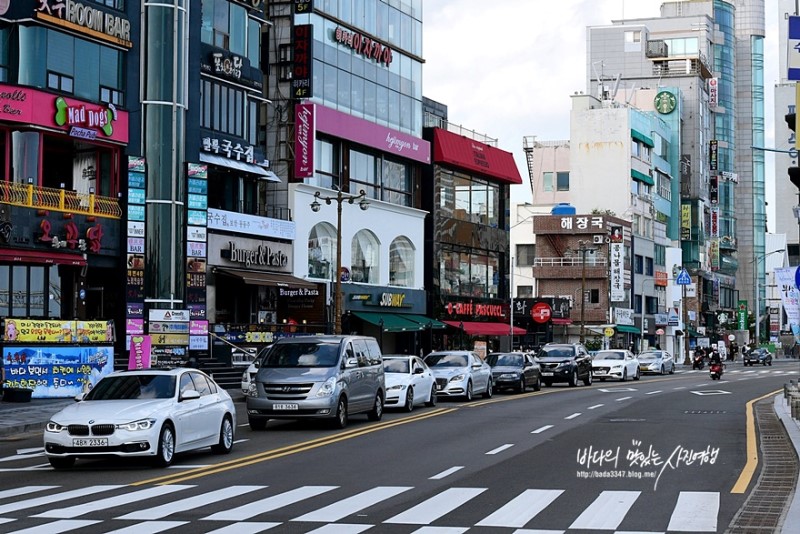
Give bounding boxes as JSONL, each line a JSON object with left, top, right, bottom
{"left": 422, "top": 0, "right": 780, "bottom": 226}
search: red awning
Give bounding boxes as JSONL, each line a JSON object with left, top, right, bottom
{"left": 443, "top": 320, "right": 526, "bottom": 336}
{"left": 551, "top": 318, "right": 573, "bottom": 325}
{"left": 0, "top": 248, "right": 86, "bottom": 266}
{"left": 432, "top": 128, "right": 523, "bottom": 185}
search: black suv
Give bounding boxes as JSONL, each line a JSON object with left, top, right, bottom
{"left": 536, "top": 343, "right": 593, "bottom": 387}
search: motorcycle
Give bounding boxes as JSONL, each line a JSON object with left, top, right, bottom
{"left": 709, "top": 361, "right": 724, "bottom": 380}
{"left": 692, "top": 354, "right": 705, "bottom": 370}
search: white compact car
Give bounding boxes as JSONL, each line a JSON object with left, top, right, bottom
{"left": 44, "top": 368, "right": 236, "bottom": 469}
{"left": 591, "top": 349, "right": 640, "bottom": 381}
{"left": 423, "top": 350, "right": 492, "bottom": 401}
{"left": 383, "top": 355, "right": 437, "bottom": 411}
{"left": 638, "top": 350, "right": 675, "bottom": 375}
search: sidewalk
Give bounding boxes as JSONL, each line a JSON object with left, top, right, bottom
{"left": 774, "top": 394, "right": 800, "bottom": 532}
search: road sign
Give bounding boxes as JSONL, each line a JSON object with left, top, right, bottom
{"left": 789, "top": 16, "right": 800, "bottom": 80}
{"left": 676, "top": 268, "right": 691, "bottom": 285}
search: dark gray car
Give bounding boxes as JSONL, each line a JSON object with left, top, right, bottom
{"left": 486, "top": 352, "right": 542, "bottom": 393}
{"left": 535, "top": 343, "right": 593, "bottom": 387}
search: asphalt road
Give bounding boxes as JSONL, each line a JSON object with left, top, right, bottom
{"left": 0, "top": 360, "right": 797, "bottom": 533}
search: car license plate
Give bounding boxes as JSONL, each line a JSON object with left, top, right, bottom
{"left": 273, "top": 403, "right": 299, "bottom": 410}
{"left": 541, "top": 372, "right": 553, "bottom": 377}
{"left": 72, "top": 438, "right": 108, "bottom": 447}
{"left": 436, "top": 384, "right": 443, "bottom": 390}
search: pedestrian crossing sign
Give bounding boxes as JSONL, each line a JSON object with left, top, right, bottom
{"left": 676, "top": 269, "right": 691, "bottom": 285}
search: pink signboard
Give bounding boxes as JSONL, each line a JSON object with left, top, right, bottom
{"left": 128, "top": 335, "right": 152, "bottom": 370}
{"left": 294, "top": 102, "right": 315, "bottom": 180}
{"left": 315, "top": 104, "right": 430, "bottom": 164}
{"left": 0, "top": 84, "right": 129, "bottom": 144}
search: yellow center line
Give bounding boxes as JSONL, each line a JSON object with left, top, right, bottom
{"left": 133, "top": 407, "right": 456, "bottom": 486}
{"left": 730, "top": 389, "right": 782, "bottom": 494}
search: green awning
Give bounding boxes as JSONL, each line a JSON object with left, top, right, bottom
{"left": 631, "top": 169, "right": 655, "bottom": 186}
{"left": 400, "top": 314, "right": 448, "bottom": 329}
{"left": 616, "top": 325, "right": 641, "bottom": 334}
{"left": 631, "top": 129, "right": 655, "bottom": 147}
{"left": 688, "top": 328, "right": 702, "bottom": 338}
{"left": 351, "top": 311, "right": 425, "bottom": 332}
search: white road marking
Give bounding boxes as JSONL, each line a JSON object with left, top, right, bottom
{"left": 16, "top": 447, "right": 43, "bottom": 455}
{"left": 167, "top": 465, "right": 211, "bottom": 469}
{"left": 292, "top": 486, "right": 413, "bottom": 522}
{"left": 0, "top": 452, "right": 46, "bottom": 464}
{"left": 233, "top": 439, "right": 249, "bottom": 444}
{"left": 667, "top": 491, "right": 719, "bottom": 532}
{"left": 204, "top": 486, "right": 337, "bottom": 521}
{"left": 531, "top": 425, "right": 554, "bottom": 434}
{"left": 385, "top": 487, "right": 486, "bottom": 524}
{"left": 646, "top": 390, "right": 662, "bottom": 395}
{"left": 409, "top": 528, "right": 469, "bottom": 534}
{"left": 565, "top": 413, "right": 582, "bottom": 420}
{"left": 203, "top": 523, "right": 281, "bottom": 534}
{"left": 0, "top": 485, "right": 123, "bottom": 515}
{"left": 511, "top": 530, "right": 565, "bottom": 534}
{"left": 476, "top": 489, "right": 563, "bottom": 528}
{"left": 0, "top": 486, "right": 57, "bottom": 500}
{"left": 303, "top": 525, "right": 374, "bottom": 534}
{"left": 429, "top": 466, "right": 464, "bottom": 480}
{"left": 37, "top": 485, "right": 193, "bottom": 519}
{"left": 3, "top": 519, "right": 101, "bottom": 534}
{"left": 615, "top": 397, "right": 632, "bottom": 402}
{"left": 102, "top": 521, "right": 189, "bottom": 534}
{"left": 486, "top": 444, "right": 514, "bottom": 455}
{"left": 569, "top": 490, "right": 640, "bottom": 530}
{"left": 673, "top": 386, "right": 686, "bottom": 390}
{"left": 117, "top": 486, "right": 263, "bottom": 520}
{"left": 587, "top": 404, "right": 604, "bottom": 409}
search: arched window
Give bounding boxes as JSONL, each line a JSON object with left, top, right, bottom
{"left": 351, "top": 230, "right": 379, "bottom": 284}
{"left": 389, "top": 237, "right": 414, "bottom": 287}
{"left": 308, "top": 223, "right": 337, "bottom": 280}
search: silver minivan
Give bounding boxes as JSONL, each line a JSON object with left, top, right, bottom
{"left": 246, "top": 335, "right": 385, "bottom": 429}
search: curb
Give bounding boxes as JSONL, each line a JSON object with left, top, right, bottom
{"left": 773, "top": 395, "right": 800, "bottom": 533}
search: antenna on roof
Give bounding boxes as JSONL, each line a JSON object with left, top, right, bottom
{"left": 611, "top": 74, "right": 621, "bottom": 101}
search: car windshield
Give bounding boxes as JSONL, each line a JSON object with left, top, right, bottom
{"left": 383, "top": 359, "right": 410, "bottom": 373}
{"left": 425, "top": 353, "right": 468, "bottom": 367}
{"left": 638, "top": 352, "right": 659, "bottom": 360}
{"left": 85, "top": 375, "right": 177, "bottom": 400}
{"left": 261, "top": 342, "right": 340, "bottom": 367}
{"left": 539, "top": 347, "right": 574, "bottom": 358}
{"left": 486, "top": 354, "right": 523, "bottom": 367}
{"left": 595, "top": 351, "right": 625, "bottom": 360}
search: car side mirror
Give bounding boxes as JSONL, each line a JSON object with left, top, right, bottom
{"left": 346, "top": 358, "right": 359, "bottom": 368}
{"left": 414, "top": 367, "right": 424, "bottom": 374}
{"left": 181, "top": 389, "right": 201, "bottom": 401}
{"left": 472, "top": 363, "right": 481, "bottom": 369}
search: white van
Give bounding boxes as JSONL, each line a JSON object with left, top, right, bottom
{"left": 245, "top": 335, "right": 385, "bottom": 429}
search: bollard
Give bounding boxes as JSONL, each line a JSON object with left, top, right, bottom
{"left": 793, "top": 397, "right": 800, "bottom": 420}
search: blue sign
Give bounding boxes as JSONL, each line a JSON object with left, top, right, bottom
{"left": 789, "top": 16, "right": 800, "bottom": 81}
{"left": 676, "top": 269, "right": 691, "bottom": 285}
{"left": 2, "top": 346, "right": 114, "bottom": 398}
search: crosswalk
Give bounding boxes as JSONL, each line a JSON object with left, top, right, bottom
{"left": 0, "top": 483, "right": 724, "bottom": 533}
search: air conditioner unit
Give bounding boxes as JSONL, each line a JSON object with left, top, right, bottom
{"left": 592, "top": 235, "right": 605, "bottom": 245}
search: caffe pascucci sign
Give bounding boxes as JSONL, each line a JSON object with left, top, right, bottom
{"left": 226, "top": 241, "right": 288, "bottom": 268}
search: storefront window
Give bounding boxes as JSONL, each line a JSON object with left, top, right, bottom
{"left": 438, "top": 246, "right": 499, "bottom": 299}
{"left": 11, "top": 131, "right": 40, "bottom": 184}
{"left": 389, "top": 237, "right": 414, "bottom": 287}
{"left": 41, "top": 136, "right": 119, "bottom": 198}
{"left": 351, "top": 230, "right": 379, "bottom": 284}
{"left": 438, "top": 170, "right": 499, "bottom": 226}
{"left": 308, "top": 223, "right": 337, "bottom": 280}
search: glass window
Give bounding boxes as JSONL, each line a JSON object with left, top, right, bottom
{"left": 645, "top": 257, "right": 654, "bottom": 276}
{"left": 248, "top": 18, "right": 261, "bottom": 69}
{"left": 634, "top": 254, "right": 644, "bottom": 274}
{"left": 543, "top": 172, "right": 553, "bottom": 192}
{"left": 12, "top": 266, "right": 26, "bottom": 316}
{"left": 229, "top": 3, "right": 247, "bottom": 56}
{"left": 517, "top": 285, "right": 533, "bottom": 297}
{"left": 556, "top": 172, "right": 569, "bottom": 191}
{"left": 308, "top": 223, "right": 337, "bottom": 280}
{"left": 389, "top": 236, "right": 414, "bottom": 287}
{"left": 311, "top": 138, "right": 338, "bottom": 189}
{"left": 351, "top": 230, "right": 379, "bottom": 284}
{"left": 516, "top": 244, "right": 536, "bottom": 266}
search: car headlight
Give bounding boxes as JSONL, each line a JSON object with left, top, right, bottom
{"left": 611, "top": 365, "right": 622, "bottom": 370}
{"left": 242, "top": 371, "right": 249, "bottom": 381}
{"left": 116, "top": 418, "right": 156, "bottom": 432}
{"left": 46, "top": 421, "right": 65, "bottom": 433}
{"left": 556, "top": 361, "right": 572, "bottom": 370}
{"left": 449, "top": 374, "right": 466, "bottom": 382}
{"left": 316, "top": 376, "right": 337, "bottom": 397}
{"left": 247, "top": 382, "right": 258, "bottom": 398}
{"left": 387, "top": 384, "right": 405, "bottom": 391}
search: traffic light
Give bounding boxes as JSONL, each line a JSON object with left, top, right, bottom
{"left": 787, "top": 112, "right": 800, "bottom": 189}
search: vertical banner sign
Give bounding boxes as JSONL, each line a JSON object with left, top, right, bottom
{"left": 186, "top": 163, "right": 209, "bottom": 352}
{"left": 292, "top": 24, "right": 313, "bottom": 99}
{"left": 609, "top": 230, "right": 625, "bottom": 302}
{"left": 710, "top": 207, "right": 719, "bottom": 237}
{"left": 680, "top": 203, "right": 691, "bottom": 241}
{"left": 709, "top": 240, "right": 720, "bottom": 271}
{"left": 787, "top": 16, "right": 800, "bottom": 81}
{"left": 709, "top": 175, "right": 718, "bottom": 204}
{"left": 126, "top": 156, "right": 146, "bottom": 348}
{"left": 294, "top": 102, "right": 315, "bottom": 180}
{"left": 128, "top": 335, "right": 152, "bottom": 370}
{"left": 775, "top": 267, "right": 800, "bottom": 342}
{"left": 708, "top": 78, "right": 718, "bottom": 109}
{"left": 709, "top": 140, "right": 718, "bottom": 171}
{"left": 737, "top": 300, "right": 748, "bottom": 331}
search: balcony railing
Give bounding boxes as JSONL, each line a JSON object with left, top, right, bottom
{"left": 0, "top": 181, "right": 121, "bottom": 219}
{"left": 533, "top": 256, "right": 607, "bottom": 267}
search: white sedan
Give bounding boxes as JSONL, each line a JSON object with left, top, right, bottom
{"left": 44, "top": 368, "right": 236, "bottom": 469}
{"left": 423, "top": 350, "right": 493, "bottom": 401}
{"left": 591, "top": 349, "right": 640, "bottom": 381}
{"left": 638, "top": 350, "right": 675, "bottom": 375}
{"left": 382, "top": 355, "right": 437, "bottom": 411}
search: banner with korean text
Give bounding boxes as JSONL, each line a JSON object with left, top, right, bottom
{"left": 774, "top": 267, "right": 800, "bottom": 342}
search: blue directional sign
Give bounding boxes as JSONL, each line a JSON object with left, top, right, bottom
{"left": 789, "top": 16, "right": 800, "bottom": 81}
{"left": 676, "top": 268, "right": 691, "bottom": 285}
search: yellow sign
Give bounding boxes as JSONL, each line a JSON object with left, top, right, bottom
{"left": 3, "top": 319, "right": 114, "bottom": 343}
{"left": 604, "top": 327, "right": 615, "bottom": 337}
{"left": 150, "top": 334, "right": 190, "bottom": 346}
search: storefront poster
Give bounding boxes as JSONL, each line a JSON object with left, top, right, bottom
{"left": 3, "top": 346, "right": 114, "bottom": 398}
{"left": 128, "top": 336, "right": 152, "bottom": 370}
{"left": 4, "top": 319, "right": 114, "bottom": 343}
{"left": 610, "top": 242, "right": 625, "bottom": 302}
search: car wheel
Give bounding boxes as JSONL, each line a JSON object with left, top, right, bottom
{"left": 583, "top": 370, "right": 592, "bottom": 386}
{"left": 621, "top": 369, "right": 627, "bottom": 382}
{"left": 403, "top": 387, "right": 414, "bottom": 412}
{"left": 533, "top": 375, "right": 542, "bottom": 392}
{"left": 669, "top": 366, "right": 674, "bottom": 375}
{"left": 660, "top": 365, "right": 665, "bottom": 375}
{"left": 48, "top": 456, "right": 75, "bottom": 469}
{"left": 768, "top": 360, "right": 772, "bottom": 366}
{"left": 153, "top": 423, "right": 175, "bottom": 468}
{"left": 332, "top": 396, "right": 348, "bottom": 429}
{"left": 568, "top": 370, "right": 578, "bottom": 387}
{"left": 425, "top": 385, "right": 437, "bottom": 407}
{"left": 483, "top": 379, "right": 493, "bottom": 398}
{"left": 211, "top": 415, "right": 234, "bottom": 454}
{"left": 249, "top": 418, "right": 267, "bottom": 431}
{"left": 517, "top": 377, "right": 526, "bottom": 393}
{"left": 464, "top": 380, "right": 473, "bottom": 401}
{"left": 367, "top": 393, "right": 384, "bottom": 421}
{"left": 633, "top": 368, "right": 640, "bottom": 381}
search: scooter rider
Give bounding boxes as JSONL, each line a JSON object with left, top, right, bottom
{"left": 709, "top": 349, "right": 722, "bottom": 365}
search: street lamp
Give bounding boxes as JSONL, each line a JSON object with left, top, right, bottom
{"left": 752, "top": 249, "right": 785, "bottom": 347}
{"left": 310, "top": 188, "right": 370, "bottom": 335}
{"left": 577, "top": 240, "right": 596, "bottom": 344}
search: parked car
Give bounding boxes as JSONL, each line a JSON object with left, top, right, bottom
{"left": 382, "top": 355, "right": 437, "bottom": 411}
{"left": 44, "top": 368, "right": 236, "bottom": 469}
{"left": 637, "top": 350, "right": 675, "bottom": 375}
{"left": 536, "top": 343, "right": 593, "bottom": 387}
{"left": 755, "top": 348, "right": 773, "bottom": 366}
{"left": 423, "top": 350, "right": 492, "bottom": 401}
{"left": 246, "top": 335, "right": 385, "bottom": 430}
{"left": 486, "top": 352, "right": 542, "bottom": 393}
{"left": 591, "top": 349, "right": 640, "bottom": 381}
